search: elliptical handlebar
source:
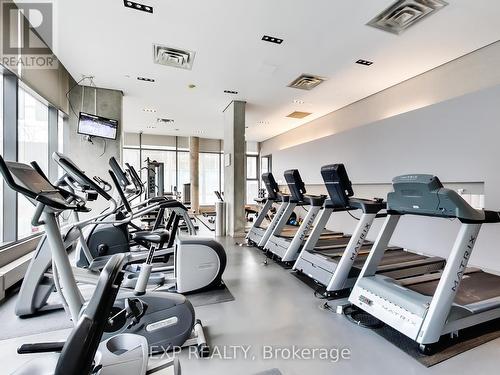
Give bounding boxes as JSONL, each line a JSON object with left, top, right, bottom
{"left": 125, "top": 163, "right": 144, "bottom": 195}
{"left": 108, "top": 170, "right": 133, "bottom": 213}
{"left": 109, "top": 156, "right": 130, "bottom": 188}
{"left": 53, "top": 152, "right": 112, "bottom": 201}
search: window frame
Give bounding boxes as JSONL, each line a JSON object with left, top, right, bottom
{"left": 246, "top": 154, "right": 260, "bottom": 204}
{"left": 199, "top": 151, "right": 223, "bottom": 205}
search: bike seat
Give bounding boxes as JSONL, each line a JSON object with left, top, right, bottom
{"left": 131, "top": 229, "right": 170, "bottom": 246}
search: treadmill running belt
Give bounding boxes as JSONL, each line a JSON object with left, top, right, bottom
{"left": 353, "top": 249, "right": 428, "bottom": 269}
{"left": 313, "top": 236, "right": 353, "bottom": 249}
{"left": 408, "top": 271, "right": 500, "bottom": 306}
{"left": 311, "top": 243, "right": 375, "bottom": 258}
{"left": 278, "top": 228, "right": 342, "bottom": 240}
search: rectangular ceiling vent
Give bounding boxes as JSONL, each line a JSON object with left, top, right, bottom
{"left": 288, "top": 74, "right": 325, "bottom": 91}
{"left": 286, "top": 111, "right": 312, "bottom": 119}
{"left": 157, "top": 118, "right": 174, "bottom": 124}
{"left": 154, "top": 44, "right": 196, "bottom": 70}
{"left": 367, "top": 0, "right": 448, "bottom": 35}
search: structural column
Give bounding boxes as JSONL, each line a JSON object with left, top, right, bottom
{"left": 189, "top": 136, "right": 200, "bottom": 213}
{"left": 223, "top": 101, "right": 246, "bottom": 237}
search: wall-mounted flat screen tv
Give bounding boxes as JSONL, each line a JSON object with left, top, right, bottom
{"left": 78, "top": 112, "right": 118, "bottom": 140}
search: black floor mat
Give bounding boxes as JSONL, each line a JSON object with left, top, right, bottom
{"left": 185, "top": 284, "right": 235, "bottom": 307}
{"left": 0, "top": 284, "right": 234, "bottom": 340}
{"left": 356, "top": 312, "right": 500, "bottom": 367}
{"left": 0, "top": 292, "right": 72, "bottom": 340}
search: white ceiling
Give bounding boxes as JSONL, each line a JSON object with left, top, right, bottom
{"left": 45, "top": 0, "right": 500, "bottom": 141}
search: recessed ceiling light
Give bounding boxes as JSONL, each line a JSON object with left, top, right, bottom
{"left": 188, "top": 84, "right": 197, "bottom": 89}
{"left": 286, "top": 111, "right": 312, "bottom": 119}
{"left": 143, "top": 108, "right": 156, "bottom": 113}
{"left": 137, "top": 76, "right": 155, "bottom": 82}
{"left": 224, "top": 90, "right": 238, "bottom": 94}
{"left": 262, "top": 35, "right": 283, "bottom": 44}
{"left": 356, "top": 59, "right": 374, "bottom": 66}
{"left": 124, "top": 0, "right": 153, "bottom": 13}
{"left": 293, "top": 99, "right": 305, "bottom": 104}
{"left": 157, "top": 118, "right": 174, "bottom": 124}
{"left": 257, "top": 121, "right": 270, "bottom": 125}
{"left": 146, "top": 125, "right": 156, "bottom": 129}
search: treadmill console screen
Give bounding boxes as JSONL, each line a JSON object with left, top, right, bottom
{"left": 262, "top": 173, "right": 279, "bottom": 200}
{"left": 284, "top": 169, "right": 306, "bottom": 202}
{"left": 321, "top": 164, "right": 353, "bottom": 208}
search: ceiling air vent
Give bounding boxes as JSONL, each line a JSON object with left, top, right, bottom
{"left": 288, "top": 74, "right": 325, "bottom": 91}
{"left": 367, "top": 0, "right": 448, "bottom": 35}
{"left": 286, "top": 111, "right": 312, "bottom": 119}
{"left": 153, "top": 44, "right": 196, "bottom": 70}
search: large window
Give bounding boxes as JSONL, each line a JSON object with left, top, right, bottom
{"left": 246, "top": 154, "right": 259, "bottom": 204}
{"left": 122, "top": 147, "right": 191, "bottom": 200}
{"left": 17, "top": 87, "right": 49, "bottom": 238}
{"left": 261, "top": 155, "right": 271, "bottom": 177}
{"left": 177, "top": 151, "right": 190, "bottom": 200}
{"left": 142, "top": 149, "right": 177, "bottom": 194}
{"left": 199, "top": 153, "right": 221, "bottom": 205}
{"left": 0, "top": 73, "right": 3, "bottom": 243}
{"left": 123, "top": 148, "right": 141, "bottom": 173}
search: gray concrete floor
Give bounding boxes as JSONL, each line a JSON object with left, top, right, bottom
{"left": 176, "top": 236, "right": 500, "bottom": 375}
{"left": 1, "top": 234, "right": 500, "bottom": 374}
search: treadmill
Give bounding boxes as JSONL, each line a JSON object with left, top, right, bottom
{"left": 294, "top": 164, "right": 445, "bottom": 294}
{"left": 349, "top": 174, "right": 500, "bottom": 353}
{"left": 263, "top": 169, "right": 344, "bottom": 263}
{"left": 247, "top": 172, "right": 291, "bottom": 246}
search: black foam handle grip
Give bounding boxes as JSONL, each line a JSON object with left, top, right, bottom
{"left": 108, "top": 170, "right": 132, "bottom": 213}
{"left": 18, "top": 342, "right": 65, "bottom": 354}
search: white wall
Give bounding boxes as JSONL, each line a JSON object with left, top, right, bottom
{"left": 261, "top": 41, "right": 500, "bottom": 155}
{"left": 263, "top": 83, "right": 500, "bottom": 273}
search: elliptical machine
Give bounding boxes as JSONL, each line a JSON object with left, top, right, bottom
{"left": 0, "top": 155, "right": 208, "bottom": 356}
{"left": 55, "top": 153, "right": 227, "bottom": 294}
{"left": 15, "top": 153, "right": 227, "bottom": 317}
